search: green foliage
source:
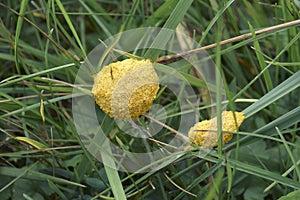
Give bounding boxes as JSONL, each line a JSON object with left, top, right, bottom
{"left": 278, "top": 190, "right": 300, "bottom": 200}
{"left": 0, "top": 0, "right": 299, "bottom": 199}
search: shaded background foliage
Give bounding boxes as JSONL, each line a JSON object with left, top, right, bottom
{"left": 0, "top": 0, "right": 300, "bottom": 199}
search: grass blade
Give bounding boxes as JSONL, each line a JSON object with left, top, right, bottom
{"left": 102, "top": 142, "right": 127, "bottom": 200}
{"left": 14, "top": 0, "right": 28, "bottom": 74}
{"left": 0, "top": 63, "right": 76, "bottom": 88}
{"left": 0, "top": 166, "right": 86, "bottom": 188}
{"left": 55, "top": 0, "right": 86, "bottom": 57}
{"left": 144, "top": 0, "right": 193, "bottom": 60}
{"left": 226, "top": 106, "right": 300, "bottom": 150}
{"left": 276, "top": 127, "right": 300, "bottom": 181}
{"left": 242, "top": 70, "right": 300, "bottom": 118}
{"left": 200, "top": 154, "right": 300, "bottom": 190}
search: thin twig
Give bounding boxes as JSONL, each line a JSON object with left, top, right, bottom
{"left": 143, "top": 114, "right": 189, "bottom": 143}
{"left": 156, "top": 19, "right": 300, "bottom": 64}
{"left": 147, "top": 137, "right": 180, "bottom": 150}
{"left": 41, "top": 77, "right": 92, "bottom": 95}
{"left": 163, "top": 172, "right": 197, "bottom": 197}
{"left": 0, "top": 93, "right": 70, "bottom": 103}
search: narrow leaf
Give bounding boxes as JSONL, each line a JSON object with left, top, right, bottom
{"left": 242, "top": 70, "right": 300, "bottom": 118}
{"left": 15, "top": 137, "right": 48, "bottom": 150}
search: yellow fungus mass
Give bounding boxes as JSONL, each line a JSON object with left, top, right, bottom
{"left": 188, "top": 111, "right": 245, "bottom": 148}
{"left": 92, "top": 58, "right": 159, "bottom": 119}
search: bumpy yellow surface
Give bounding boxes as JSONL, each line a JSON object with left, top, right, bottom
{"left": 188, "top": 111, "right": 245, "bottom": 148}
{"left": 92, "top": 59, "right": 159, "bottom": 119}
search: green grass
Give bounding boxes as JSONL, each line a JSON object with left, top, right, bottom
{"left": 0, "top": 0, "right": 300, "bottom": 199}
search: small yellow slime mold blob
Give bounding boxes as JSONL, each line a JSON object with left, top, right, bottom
{"left": 92, "top": 58, "right": 159, "bottom": 119}
{"left": 188, "top": 111, "right": 245, "bottom": 148}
